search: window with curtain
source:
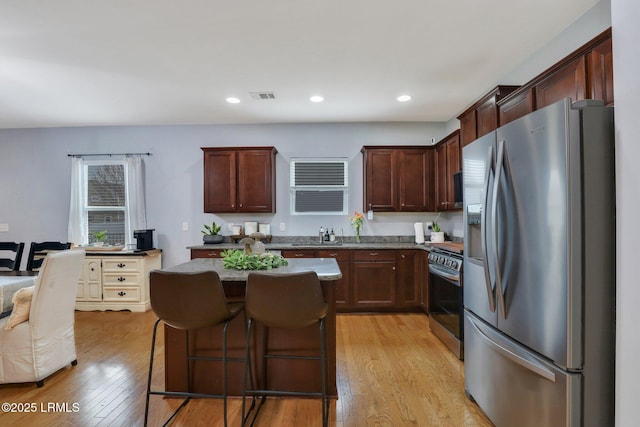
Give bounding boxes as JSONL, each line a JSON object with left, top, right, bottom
{"left": 68, "top": 157, "right": 147, "bottom": 247}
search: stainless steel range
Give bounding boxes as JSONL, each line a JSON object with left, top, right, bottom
{"left": 427, "top": 247, "right": 463, "bottom": 359}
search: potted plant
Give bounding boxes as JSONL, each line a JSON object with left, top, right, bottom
{"left": 91, "top": 230, "right": 108, "bottom": 246}
{"left": 202, "top": 222, "right": 224, "bottom": 244}
{"left": 430, "top": 222, "right": 445, "bottom": 243}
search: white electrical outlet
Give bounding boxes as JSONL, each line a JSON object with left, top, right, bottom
{"left": 0, "top": 223, "right": 8, "bottom": 232}
{"left": 279, "top": 222, "right": 286, "bottom": 231}
{"left": 425, "top": 221, "right": 433, "bottom": 231}
{"left": 182, "top": 222, "right": 189, "bottom": 231}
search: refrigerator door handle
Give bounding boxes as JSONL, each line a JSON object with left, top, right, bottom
{"left": 481, "top": 144, "right": 496, "bottom": 313}
{"left": 468, "top": 314, "right": 557, "bottom": 383}
{"left": 492, "top": 139, "right": 507, "bottom": 319}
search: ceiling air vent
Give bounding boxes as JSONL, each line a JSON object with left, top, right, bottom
{"left": 249, "top": 91, "right": 276, "bottom": 100}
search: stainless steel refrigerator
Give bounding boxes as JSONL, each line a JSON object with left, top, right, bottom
{"left": 462, "top": 98, "right": 615, "bottom": 426}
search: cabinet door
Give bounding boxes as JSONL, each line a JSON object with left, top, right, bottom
{"left": 363, "top": 149, "right": 396, "bottom": 211}
{"left": 318, "top": 250, "right": 351, "bottom": 310}
{"left": 436, "top": 133, "right": 461, "bottom": 212}
{"left": 77, "top": 259, "right": 102, "bottom": 301}
{"left": 237, "top": 149, "right": 275, "bottom": 212}
{"left": 476, "top": 97, "right": 498, "bottom": 138}
{"left": 535, "top": 56, "right": 586, "bottom": 109}
{"left": 459, "top": 110, "right": 477, "bottom": 147}
{"left": 435, "top": 143, "right": 448, "bottom": 211}
{"left": 203, "top": 150, "right": 237, "bottom": 213}
{"left": 499, "top": 88, "right": 535, "bottom": 126}
{"left": 352, "top": 261, "right": 396, "bottom": 308}
{"left": 396, "top": 250, "right": 420, "bottom": 307}
{"left": 587, "top": 37, "right": 614, "bottom": 106}
{"left": 446, "top": 135, "right": 461, "bottom": 209}
{"left": 398, "top": 149, "right": 431, "bottom": 212}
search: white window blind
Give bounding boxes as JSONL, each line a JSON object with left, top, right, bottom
{"left": 290, "top": 159, "right": 348, "bottom": 215}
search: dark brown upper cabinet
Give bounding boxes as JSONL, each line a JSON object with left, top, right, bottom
{"left": 362, "top": 146, "right": 434, "bottom": 212}
{"left": 497, "top": 28, "right": 613, "bottom": 126}
{"left": 434, "top": 131, "right": 461, "bottom": 212}
{"left": 202, "top": 146, "right": 277, "bottom": 213}
{"left": 458, "top": 86, "right": 519, "bottom": 147}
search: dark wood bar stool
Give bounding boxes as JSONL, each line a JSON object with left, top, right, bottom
{"left": 145, "top": 270, "right": 244, "bottom": 427}
{"left": 242, "top": 271, "right": 330, "bottom": 427}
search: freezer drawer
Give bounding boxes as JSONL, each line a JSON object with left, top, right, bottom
{"left": 464, "top": 311, "right": 581, "bottom": 427}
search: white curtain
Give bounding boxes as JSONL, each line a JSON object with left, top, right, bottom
{"left": 67, "top": 157, "right": 87, "bottom": 245}
{"left": 125, "top": 157, "right": 147, "bottom": 247}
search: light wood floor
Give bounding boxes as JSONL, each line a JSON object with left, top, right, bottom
{"left": 0, "top": 311, "right": 492, "bottom": 426}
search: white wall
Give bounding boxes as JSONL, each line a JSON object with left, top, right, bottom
{"left": 611, "top": 0, "right": 640, "bottom": 424}
{"left": 0, "top": 121, "right": 448, "bottom": 268}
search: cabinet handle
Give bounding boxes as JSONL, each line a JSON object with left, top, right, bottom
{"left": 370, "top": 252, "right": 379, "bottom": 256}
{"left": 118, "top": 277, "right": 126, "bottom": 282}
{"left": 392, "top": 266, "right": 396, "bottom": 271}
{"left": 117, "top": 291, "right": 127, "bottom": 297}
{"left": 117, "top": 263, "right": 126, "bottom": 268}
{"left": 329, "top": 253, "right": 338, "bottom": 257}
{"left": 295, "top": 254, "right": 305, "bottom": 257}
{"left": 208, "top": 253, "right": 218, "bottom": 257}
{"left": 401, "top": 254, "right": 406, "bottom": 259}
{"left": 401, "top": 203, "right": 405, "bottom": 207}
{"left": 239, "top": 203, "right": 243, "bottom": 208}
{"left": 90, "top": 267, "right": 95, "bottom": 271}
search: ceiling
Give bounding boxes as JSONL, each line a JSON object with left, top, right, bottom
{"left": 0, "top": 1, "right": 598, "bottom": 129}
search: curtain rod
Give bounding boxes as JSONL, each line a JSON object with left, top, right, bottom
{"left": 67, "top": 152, "right": 152, "bottom": 158}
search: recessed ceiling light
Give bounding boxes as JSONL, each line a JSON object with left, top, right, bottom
{"left": 226, "top": 97, "right": 240, "bottom": 104}
{"left": 397, "top": 95, "right": 412, "bottom": 102}
{"left": 310, "top": 95, "right": 324, "bottom": 103}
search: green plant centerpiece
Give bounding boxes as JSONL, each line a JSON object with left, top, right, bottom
{"left": 220, "top": 249, "right": 288, "bottom": 270}
{"left": 91, "top": 230, "right": 108, "bottom": 246}
{"left": 202, "top": 222, "right": 224, "bottom": 244}
{"left": 432, "top": 222, "right": 441, "bottom": 232}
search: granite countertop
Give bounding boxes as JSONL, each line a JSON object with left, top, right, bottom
{"left": 164, "top": 257, "right": 343, "bottom": 281}
{"left": 188, "top": 241, "right": 463, "bottom": 253}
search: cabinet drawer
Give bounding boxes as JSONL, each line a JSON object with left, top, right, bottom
{"left": 191, "top": 249, "right": 224, "bottom": 259}
{"left": 103, "top": 273, "right": 140, "bottom": 287}
{"left": 317, "top": 250, "right": 350, "bottom": 262}
{"left": 102, "top": 259, "right": 141, "bottom": 273}
{"left": 103, "top": 287, "right": 141, "bottom": 302}
{"left": 353, "top": 250, "right": 396, "bottom": 262}
{"left": 281, "top": 250, "right": 317, "bottom": 258}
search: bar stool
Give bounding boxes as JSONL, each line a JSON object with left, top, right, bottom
{"left": 242, "top": 271, "right": 330, "bottom": 427}
{"left": 145, "top": 270, "right": 244, "bottom": 427}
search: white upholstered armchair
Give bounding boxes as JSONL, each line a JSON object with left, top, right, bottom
{"left": 0, "top": 249, "right": 85, "bottom": 387}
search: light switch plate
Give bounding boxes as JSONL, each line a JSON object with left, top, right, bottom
{"left": 0, "top": 224, "right": 8, "bottom": 232}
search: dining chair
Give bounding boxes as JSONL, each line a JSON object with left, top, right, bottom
{"left": 242, "top": 271, "right": 330, "bottom": 427}
{"left": 0, "top": 249, "right": 85, "bottom": 387}
{"left": 26, "top": 241, "right": 72, "bottom": 271}
{"left": 0, "top": 242, "right": 25, "bottom": 271}
{"left": 145, "top": 270, "right": 245, "bottom": 427}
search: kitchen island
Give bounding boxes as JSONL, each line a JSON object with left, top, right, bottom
{"left": 160, "top": 257, "right": 341, "bottom": 396}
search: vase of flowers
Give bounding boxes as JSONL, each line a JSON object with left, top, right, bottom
{"left": 350, "top": 211, "right": 364, "bottom": 243}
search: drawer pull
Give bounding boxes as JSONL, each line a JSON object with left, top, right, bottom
{"left": 117, "top": 277, "right": 126, "bottom": 282}
{"left": 208, "top": 253, "right": 219, "bottom": 257}
{"left": 370, "top": 252, "right": 379, "bottom": 256}
{"left": 117, "top": 263, "right": 126, "bottom": 268}
{"left": 329, "top": 253, "right": 338, "bottom": 257}
{"left": 295, "top": 254, "right": 305, "bottom": 257}
{"left": 117, "top": 291, "right": 127, "bottom": 297}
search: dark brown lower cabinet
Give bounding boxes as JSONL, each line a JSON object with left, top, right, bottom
{"left": 194, "top": 247, "right": 423, "bottom": 313}
{"left": 352, "top": 250, "right": 397, "bottom": 309}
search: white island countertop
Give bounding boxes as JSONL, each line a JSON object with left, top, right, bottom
{"left": 163, "top": 257, "right": 342, "bottom": 281}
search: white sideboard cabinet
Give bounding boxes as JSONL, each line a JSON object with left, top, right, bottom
{"left": 75, "top": 250, "right": 162, "bottom": 312}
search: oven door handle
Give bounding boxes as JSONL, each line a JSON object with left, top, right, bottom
{"left": 428, "top": 265, "right": 461, "bottom": 285}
